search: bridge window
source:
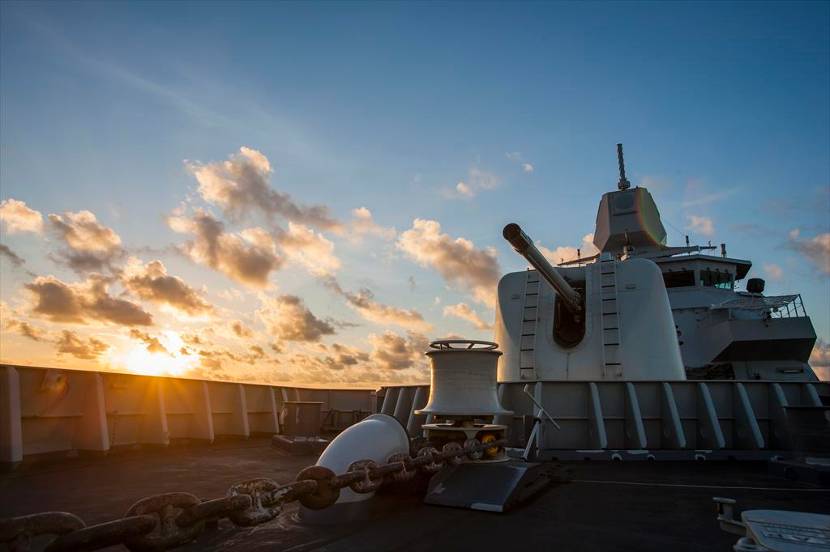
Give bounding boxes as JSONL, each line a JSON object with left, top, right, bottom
{"left": 700, "top": 269, "right": 733, "bottom": 289}
{"left": 663, "top": 270, "right": 695, "bottom": 288}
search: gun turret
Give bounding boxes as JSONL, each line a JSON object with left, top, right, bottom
{"left": 503, "top": 223, "right": 583, "bottom": 316}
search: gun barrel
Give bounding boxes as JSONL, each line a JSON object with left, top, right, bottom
{"left": 503, "top": 223, "right": 583, "bottom": 314}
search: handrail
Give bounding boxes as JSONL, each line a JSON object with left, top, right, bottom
{"left": 428, "top": 340, "right": 499, "bottom": 351}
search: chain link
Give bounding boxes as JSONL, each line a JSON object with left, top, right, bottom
{"left": 45, "top": 516, "right": 157, "bottom": 552}
{"left": 178, "top": 495, "right": 251, "bottom": 528}
{"left": 0, "top": 512, "right": 84, "bottom": 552}
{"left": 123, "top": 492, "right": 204, "bottom": 552}
{"left": 226, "top": 479, "right": 281, "bottom": 527}
{"left": 387, "top": 454, "right": 416, "bottom": 482}
{"left": 0, "top": 438, "right": 505, "bottom": 552}
{"left": 346, "top": 460, "right": 383, "bottom": 494}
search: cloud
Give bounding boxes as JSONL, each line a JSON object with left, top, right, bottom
{"left": 686, "top": 215, "right": 715, "bottom": 237}
{"left": 368, "top": 331, "right": 429, "bottom": 371}
{"left": 328, "top": 342, "right": 370, "bottom": 366}
{"left": 171, "top": 210, "right": 339, "bottom": 282}
{"left": 191, "top": 342, "right": 274, "bottom": 373}
{"left": 25, "top": 274, "right": 153, "bottom": 326}
{"left": 196, "top": 353, "right": 225, "bottom": 375}
{"left": 537, "top": 233, "right": 599, "bottom": 265}
{"left": 443, "top": 302, "right": 492, "bottom": 330}
{"left": 787, "top": 229, "right": 830, "bottom": 275}
{"left": 257, "top": 294, "right": 335, "bottom": 342}
{"left": 292, "top": 342, "right": 371, "bottom": 373}
{"left": 324, "top": 278, "right": 431, "bottom": 332}
{"left": 277, "top": 222, "right": 340, "bottom": 276}
{"left": 182, "top": 334, "right": 204, "bottom": 346}
{"left": 128, "top": 329, "right": 170, "bottom": 354}
{"left": 455, "top": 182, "right": 474, "bottom": 198}
{"left": 0, "top": 199, "right": 43, "bottom": 234}
{"left": 169, "top": 209, "right": 282, "bottom": 287}
{"left": 47, "top": 210, "right": 124, "bottom": 272}
{"left": 506, "top": 152, "right": 534, "bottom": 173}
{"left": 186, "top": 146, "right": 340, "bottom": 231}
{"left": 811, "top": 339, "right": 830, "bottom": 381}
{"left": 231, "top": 321, "right": 253, "bottom": 338}
{"left": 56, "top": 330, "right": 109, "bottom": 360}
{"left": 48, "top": 210, "right": 121, "bottom": 252}
{"left": 4, "top": 318, "right": 47, "bottom": 342}
{"left": 0, "top": 244, "right": 25, "bottom": 267}
{"left": 349, "top": 207, "right": 396, "bottom": 240}
{"left": 763, "top": 263, "right": 783, "bottom": 281}
{"left": 121, "top": 258, "right": 214, "bottom": 316}
{"left": 217, "top": 288, "right": 245, "bottom": 302}
{"left": 397, "top": 219, "right": 500, "bottom": 307}
{"left": 54, "top": 250, "right": 122, "bottom": 274}
{"left": 443, "top": 168, "right": 500, "bottom": 199}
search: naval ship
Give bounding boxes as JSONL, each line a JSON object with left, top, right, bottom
{"left": 1, "top": 145, "right": 828, "bottom": 551}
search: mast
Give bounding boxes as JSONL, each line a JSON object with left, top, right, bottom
{"left": 617, "top": 143, "right": 631, "bottom": 191}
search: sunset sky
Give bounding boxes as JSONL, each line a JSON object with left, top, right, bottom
{"left": 1, "top": 2, "right": 828, "bottom": 385}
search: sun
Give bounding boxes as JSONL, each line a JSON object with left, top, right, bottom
{"left": 112, "top": 331, "right": 197, "bottom": 377}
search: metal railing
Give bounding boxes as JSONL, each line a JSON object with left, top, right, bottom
{"left": 712, "top": 294, "right": 808, "bottom": 319}
{"left": 769, "top": 294, "right": 808, "bottom": 319}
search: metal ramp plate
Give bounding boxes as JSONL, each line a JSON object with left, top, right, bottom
{"left": 743, "top": 509, "right": 830, "bottom": 551}
{"left": 424, "top": 460, "right": 552, "bottom": 512}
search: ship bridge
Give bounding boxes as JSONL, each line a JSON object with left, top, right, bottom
{"left": 646, "top": 251, "right": 816, "bottom": 380}
{"left": 654, "top": 253, "right": 751, "bottom": 290}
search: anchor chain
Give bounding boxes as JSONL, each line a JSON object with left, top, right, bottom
{"left": 0, "top": 438, "right": 505, "bottom": 552}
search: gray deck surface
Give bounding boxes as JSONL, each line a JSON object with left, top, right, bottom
{"left": 2, "top": 438, "right": 829, "bottom": 551}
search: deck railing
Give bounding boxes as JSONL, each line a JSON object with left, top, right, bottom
{"left": 3, "top": 363, "right": 827, "bottom": 465}
{"left": 0, "top": 364, "right": 376, "bottom": 465}
{"left": 712, "top": 294, "right": 808, "bottom": 319}
{"left": 378, "top": 378, "right": 829, "bottom": 460}
{"left": 769, "top": 294, "right": 808, "bottom": 319}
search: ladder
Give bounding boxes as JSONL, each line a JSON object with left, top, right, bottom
{"left": 519, "top": 269, "right": 541, "bottom": 379}
{"left": 599, "top": 255, "right": 622, "bottom": 377}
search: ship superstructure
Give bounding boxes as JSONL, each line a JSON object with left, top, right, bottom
{"left": 496, "top": 144, "right": 819, "bottom": 382}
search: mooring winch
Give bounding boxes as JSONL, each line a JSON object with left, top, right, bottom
{"left": 417, "top": 340, "right": 512, "bottom": 463}
{"left": 415, "top": 339, "right": 553, "bottom": 512}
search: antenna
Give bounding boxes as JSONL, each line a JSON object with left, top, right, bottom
{"left": 617, "top": 143, "right": 631, "bottom": 191}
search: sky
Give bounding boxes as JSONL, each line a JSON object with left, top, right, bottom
{"left": 1, "top": 1, "right": 828, "bottom": 386}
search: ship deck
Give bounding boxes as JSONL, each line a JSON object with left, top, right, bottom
{"left": 2, "top": 438, "right": 830, "bottom": 551}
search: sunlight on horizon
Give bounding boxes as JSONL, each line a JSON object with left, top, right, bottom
{"left": 109, "top": 331, "right": 196, "bottom": 377}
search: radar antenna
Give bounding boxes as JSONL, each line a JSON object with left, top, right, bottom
{"left": 617, "top": 143, "right": 631, "bottom": 191}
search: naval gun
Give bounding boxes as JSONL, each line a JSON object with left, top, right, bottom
{"left": 503, "top": 223, "right": 586, "bottom": 347}
{"left": 497, "top": 213, "right": 686, "bottom": 380}
{"left": 503, "top": 223, "right": 583, "bottom": 316}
